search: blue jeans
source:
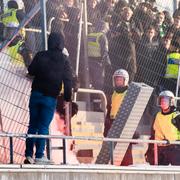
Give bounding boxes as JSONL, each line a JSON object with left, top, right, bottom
{"left": 25, "top": 91, "right": 57, "bottom": 158}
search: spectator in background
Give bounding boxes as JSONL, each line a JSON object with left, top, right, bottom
{"left": 136, "top": 25, "right": 158, "bottom": 86}
{"left": 129, "top": 0, "right": 139, "bottom": 11}
{"left": 173, "top": 15, "right": 180, "bottom": 31}
{"left": 97, "top": 0, "right": 115, "bottom": 22}
{"left": 111, "top": 0, "right": 128, "bottom": 27}
{"left": 23, "top": 0, "right": 41, "bottom": 54}
{"left": 63, "top": 0, "right": 80, "bottom": 70}
{"left": 153, "top": 12, "right": 168, "bottom": 40}
{"left": 173, "top": 1, "right": 180, "bottom": 19}
{"left": 135, "top": 26, "right": 159, "bottom": 133}
{"left": 133, "top": 2, "right": 154, "bottom": 33}
{"left": 24, "top": 32, "right": 72, "bottom": 165}
{"left": 87, "top": 0, "right": 101, "bottom": 32}
{"left": 46, "top": 0, "right": 66, "bottom": 33}
{"left": 153, "top": 34, "right": 172, "bottom": 92}
{"left": 47, "top": 0, "right": 80, "bottom": 70}
{"left": 167, "top": 14, "right": 180, "bottom": 36}
{"left": 163, "top": 10, "right": 173, "bottom": 29}
{"left": 109, "top": 7, "right": 137, "bottom": 83}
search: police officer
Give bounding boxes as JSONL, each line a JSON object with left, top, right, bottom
{"left": 0, "top": 0, "right": 32, "bottom": 68}
{"left": 153, "top": 90, "right": 180, "bottom": 165}
{"left": 103, "top": 69, "right": 134, "bottom": 165}
{"left": 103, "top": 69, "right": 129, "bottom": 137}
{"left": 88, "top": 20, "right": 111, "bottom": 90}
{"left": 163, "top": 31, "right": 180, "bottom": 93}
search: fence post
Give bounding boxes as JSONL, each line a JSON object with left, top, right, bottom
{"left": 9, "top": 137, "right": 13, "bottom": 164}
{"left": 154, "top": 143, "right": 158, "bottom": 165}
{"left": 74, "top": 2, "right": 84, "bottom": 102}
{"left": 40, "top": 0, "right": 48, "bottom": 51}
{"left": 62, "top": 138, "right": 66, "bottom": 164}
{"left": 110, "top": 141, "right": 114, "bottom": 165}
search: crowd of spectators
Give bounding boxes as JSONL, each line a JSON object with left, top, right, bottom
{"left": 37, "top": 0, "right": 180, "bottom": 96}
{"left": 1, "top": 0, "right": 180, "bottom": 98}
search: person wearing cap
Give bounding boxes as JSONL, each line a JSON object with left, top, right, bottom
{"left": 152, "top": 90, "right": 180, "bottom": 165}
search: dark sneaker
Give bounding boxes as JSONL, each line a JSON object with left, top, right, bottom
{"left": 35, "top": 156, "right": 54, "bottom": 165}
{"left": 24, "top": 156, "right": 34, "bottom": 164}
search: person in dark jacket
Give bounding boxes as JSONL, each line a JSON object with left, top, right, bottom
{"left": 24, "top": 32, "right": 73, "bottom": 164}
{"left": 109, "top": 7, "right": 137, "bottom": 83}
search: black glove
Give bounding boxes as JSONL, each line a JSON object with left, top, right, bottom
{"left": 172, "top": 114, "right": 180, "bottom": 131}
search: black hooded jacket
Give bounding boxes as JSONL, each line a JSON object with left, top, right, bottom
{"left": 28, "top": 32, "right": 72, "bottom": 101}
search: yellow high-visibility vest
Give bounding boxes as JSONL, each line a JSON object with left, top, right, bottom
{"left": 110, "top": 91, "right": 126, "bottom": 119}
{"left": 7, "top": 40, "right": 24, "bottom": 66}
{"left": 1, "top": 8, "right": 25, "bottom": 38}
{"left": 165, "top": 53, "right": 180, "bottom": 79}
{"left": 153, "top": 112, "right": 180, "bottom": 141}
{"left": 1, "top": 9, "right": 19, "bottom": 27}
{"left": 88, "top": 33, "right": 103, "bottom": 58}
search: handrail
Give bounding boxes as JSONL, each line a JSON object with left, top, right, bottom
{"left": 0, "top": 133, "right": 179, "bottom": 145}
{"left": 2, "top": 133, "right": 179, "bottom": 165}
{"left": 77, "top": 88, "right": 107, "bottom": 115}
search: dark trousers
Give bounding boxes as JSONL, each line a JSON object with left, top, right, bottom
{"left": 158, "top": 145, "right": 180, "bottom": 165}
{"left": 88, "top": 59, "right": 104, "bottom": 90}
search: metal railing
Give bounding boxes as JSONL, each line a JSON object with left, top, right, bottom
{"left": 77, "top": 88, "right": 107, "bottom": 115}
{"left": 1, "top": 132, "right": 180, "bottom": 165}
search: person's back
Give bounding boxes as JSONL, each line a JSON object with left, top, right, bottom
{"left": 24, "top": 32, "right": 72, "bottom": 165}
{"left": 28, "top": 32, "right": 72, "bottom": 100}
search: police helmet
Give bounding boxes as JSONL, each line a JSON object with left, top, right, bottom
{"left": 157, "top": 90, "right": 175, "bottom": 107}
{"left": 113, "top": 69, "right": 129, "bottom": 87}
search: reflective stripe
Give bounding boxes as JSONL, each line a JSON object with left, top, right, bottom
{"left": 88, "top": 33, "right": 103, "bottom": 58}
{"left": 165, "top": 53, "right": 180, "bottom": 79}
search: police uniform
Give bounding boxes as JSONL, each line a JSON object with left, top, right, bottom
{"left": 88, "top": 32, "right": 104, "bottom": 58}
{"left": 0, "top": 7, "right": 31, "bottom": 68}
{"left": 88, "top": 32, "right": 110, "bottom": 90}
{"left": 104, "top": 90, "right": 126, "bottom": 137}
{"left": 165, "top": 53, "right": 180, "bottom": 79}
{"left": 161, "top": 52, "right": 180, "bottom": 93}
{"left": 153, "top": 110, "right": 180, "bottom": 165}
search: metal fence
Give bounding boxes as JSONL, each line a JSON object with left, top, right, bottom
{"left": 0, "top": 0, "right": 179, "bottom": 164}
{"left": 1, "top": 132, "right": 180, "bottom": 165}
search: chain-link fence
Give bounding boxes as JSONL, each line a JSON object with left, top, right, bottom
{"left": 0, "top": 0, "right": 179, "bottom": 164}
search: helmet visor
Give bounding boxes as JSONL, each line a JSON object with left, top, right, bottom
{"left": 157, "top": 96, "right": 171, "bottom": 107}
